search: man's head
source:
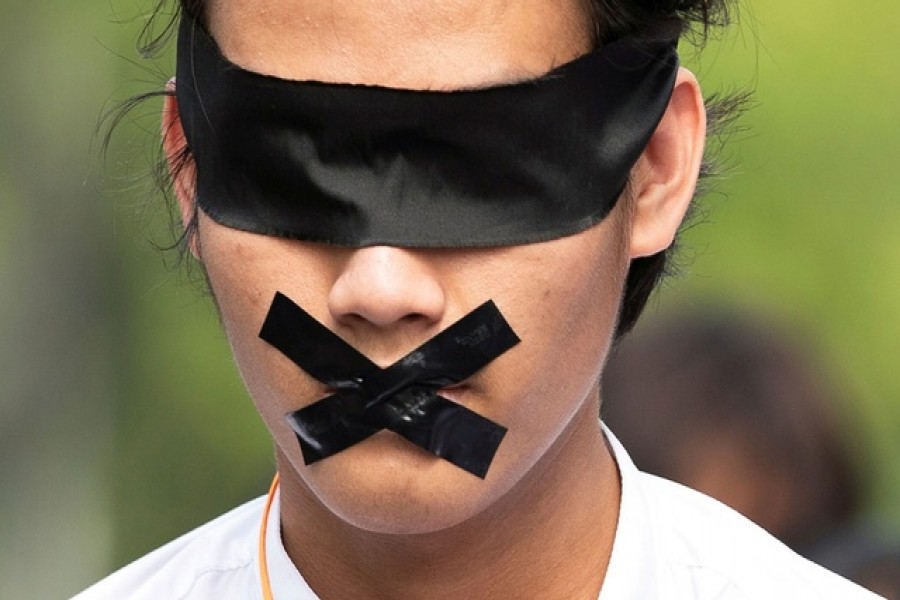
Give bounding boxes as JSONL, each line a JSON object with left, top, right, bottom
{"left": 154, "top": 0, "right": 718, "bottom": 534}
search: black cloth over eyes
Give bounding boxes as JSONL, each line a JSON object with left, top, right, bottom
{"left": 259, "top": 293, "right": 520, "bottom": 478}
{"left": 175, "top": 13, "right": 680, "bottom": 248}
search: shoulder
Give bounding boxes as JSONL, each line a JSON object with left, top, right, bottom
{"left": 638, "top": 473, "right": 881, "bottom": 599}
{"left": 71, "top": 496, "right": 266, "bottom": 600}
{"left": 601, "top": 426, "right": 881, "bottom": 599}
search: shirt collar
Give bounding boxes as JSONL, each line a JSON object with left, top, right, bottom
{"left": 599, "top": 424, "right": 665, "bottom": 599}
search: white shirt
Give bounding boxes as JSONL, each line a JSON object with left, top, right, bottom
{"left": 73, "top": 429, "right": 881, "bottom": 599}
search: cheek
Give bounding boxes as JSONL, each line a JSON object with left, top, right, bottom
{"left": 507, "top": 281, "right": 615, "bottom": 435}
{"left": 484, "top": 220, "right": 629, "bottom": 476}
{"left": 515, "top": 220, "right": 626, "bottom": 380}
{"left": 197, "top": 221, "right": 333, "bottom": 437}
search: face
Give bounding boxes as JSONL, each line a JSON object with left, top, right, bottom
{"left": 189, "top": 0, "right": 633, "bottom": 534}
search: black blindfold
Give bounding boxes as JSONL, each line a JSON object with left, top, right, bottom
{"left": 175, "top": 14, "right": 680, "bottom": 248}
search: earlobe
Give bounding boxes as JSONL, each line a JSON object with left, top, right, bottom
{"left": 161, "top": 80, "right": 201, "bottom": 259}
{"left": 628, "top": 68, "right": 706, "bottom": 258}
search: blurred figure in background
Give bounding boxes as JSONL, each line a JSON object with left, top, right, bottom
{"left": 602, "top": 308, "right": 900, "bottom": 598}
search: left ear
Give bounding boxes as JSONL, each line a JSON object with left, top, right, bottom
{"left": 628, "top": 67, "right": 706, "bottom": 258}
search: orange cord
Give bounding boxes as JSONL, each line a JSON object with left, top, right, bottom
{"left": 258, "top": 473, "right": 281, "bottom": 600}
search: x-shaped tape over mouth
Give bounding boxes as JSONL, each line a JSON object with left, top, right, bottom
{"left": 259, "top": 292, "right": 520, "bottom": 478}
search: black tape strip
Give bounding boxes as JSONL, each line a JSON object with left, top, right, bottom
{"left": 260, "top": 292, "right": 519, "bottom": 478}
{"left": 259, "top": 292, "right": 377, "bottom": 385}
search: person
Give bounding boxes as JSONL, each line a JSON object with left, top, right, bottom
{"left": 75, "top": 0, "right": 880, "bottom": 598}
{"left": 602, "top": 309, "right": 862, "bottom": 552}
{"left": 603, "top": 308, "right": 900, "bottom": 598}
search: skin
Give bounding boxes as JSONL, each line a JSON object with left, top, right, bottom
{"left": 162, "top": 0, "right": 707, "bottom": 597}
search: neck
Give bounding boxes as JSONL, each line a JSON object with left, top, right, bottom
{"left": 276, "top": 401, "right": 620, "bottom": 600}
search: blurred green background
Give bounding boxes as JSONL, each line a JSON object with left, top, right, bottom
{"left": 1, "top": 1, "right": 898, "bottom": 597}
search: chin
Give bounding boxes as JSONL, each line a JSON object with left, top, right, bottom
{"left": 298, "top": 431, "right": 504, "bottom": 535}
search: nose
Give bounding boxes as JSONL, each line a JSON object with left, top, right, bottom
{"left": 327, "top": 246, "right": 447, "bottom": 329}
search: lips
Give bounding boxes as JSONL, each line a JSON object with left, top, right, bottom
{"left": 437, "top": 383, "right": 471, "bottom": 404}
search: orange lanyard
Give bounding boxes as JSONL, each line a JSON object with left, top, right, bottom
{"left": 258, "top": 473, "right": 280, "bottom": 600}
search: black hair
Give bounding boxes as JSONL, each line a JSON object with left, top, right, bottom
{"left": 109, "top": 0, "right": 747, "bottom": 338}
